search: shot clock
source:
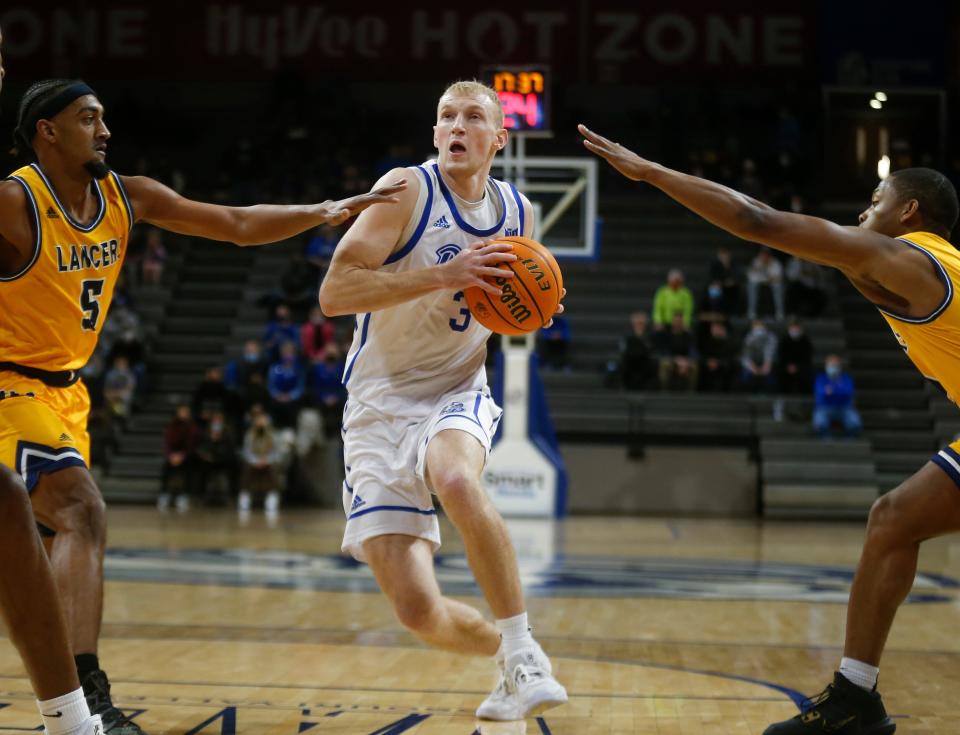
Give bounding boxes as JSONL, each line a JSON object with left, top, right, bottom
{"left": 483, "top": 66, "right": 551, "bottom": 134}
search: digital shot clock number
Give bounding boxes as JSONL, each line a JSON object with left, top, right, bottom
{"left": 482, "top": 66, "right": 551, "bottom": 134}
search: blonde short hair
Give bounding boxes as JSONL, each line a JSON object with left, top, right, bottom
{"left": 438, "top": 80, "right": 504, "bottom": 129}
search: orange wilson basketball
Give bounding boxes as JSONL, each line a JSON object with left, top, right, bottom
{"left": 464, "top": 236, "right": 563, "bottom": 335}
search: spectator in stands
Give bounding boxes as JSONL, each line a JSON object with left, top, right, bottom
{"left": 747, "top": 248, "right": 785, "bottom": 320}
{"left": 308, "top": 346, "right": 347, "bottom": 439}
{"left": 263, "top": 304, "right": 301, "bottom": 363}
{"left": 102, "top": 356, "right": 136, "bottom": 423}
{"left": 224, "top": 339, "right": 268, "bottom": 393}
{"left": 740, "top": 319, "right": 778, "bottom": 393}
{"left": 736, "top": 158, "right": 764, "bottom": 201}
{"left": 785, "top": 255, "right": 828, "bottom": 317}
{"left": 301, "top": 305, "right": 336, "bottom": 363}
{"left": 778, "top": 318, "right": 814, "bottom": 394}
{"left": 698, "top": 321, "right": 735, "bottom": 392}
{"left": 240, "top": 408, "right": 283, "bottom": 515}
{"left": 708, "top": 245, "right": 740, "bottom": 311}
{"left": 696, "top": 279, "right": 735, "bottom": 342}
{"left": 280, "top": 253, "right": 317, "bottom": 318}
{"left": 140, "top": 227, "right": 168, "bottom": 285}
{"left": 655, "top": 312, "right": 698, "bottom": 392}
{"left": 192, "top": 365, "right": 240, "bottom": 430}
{"left": 652, "top": 268, "right": 694, "bottom": 330}
{"left": 304, "top": 223, "right": 341, "bottom": 282}
{"left": 267, "top": 340, "right": 306, "bottom": 428}
{"left": 194, "top": 410, "right": 238, "bottom": 506}
{"left": 538, "top": 315, "right": 571, "bottom": 371}
{"left": 618, "top": 311, "right": 657, "bottom": 390}
{"left": 159, "top": 403, "right": 200, "bottom": 512}
{"left": 813, "top": 354, "right": 862, "bottom": 438}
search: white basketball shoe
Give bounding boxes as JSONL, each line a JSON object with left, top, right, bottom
{"left": 46, "top": 714, "right": 103, "bottom": 735}
{"left": 476, "top": 646, "right": 568, "bottom": 720}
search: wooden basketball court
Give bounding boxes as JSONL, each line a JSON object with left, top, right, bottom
{"left": 0, "top": 508, "right": 956, "bottom": 734}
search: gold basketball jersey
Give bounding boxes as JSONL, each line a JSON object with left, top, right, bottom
{"left": 878, "top": 231, "right": 960, "bottom": 402}
{"left": 1, "top": 163, "right": 132, "bottom": 371}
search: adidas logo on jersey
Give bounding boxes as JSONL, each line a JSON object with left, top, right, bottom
{"left": 59, "top": 433, "right": 72, "bottom": 442}
{"left": 432, "top": 215, "right": 451, "bottom": 229}
{"left": 350, "top": 494, "right": 366, "bottom": 512}
{"left": 45, "top": 207, "right": 60, "bottom": 219}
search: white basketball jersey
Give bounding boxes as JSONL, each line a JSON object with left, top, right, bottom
{"left": 342, "top": 161, "right": 527, "bottom": 417}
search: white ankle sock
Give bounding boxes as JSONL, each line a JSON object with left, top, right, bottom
{"left": 496, "top": 612, "right": 536, "bottom": 662}
{"left": 36, "top": 687, "right": 91, "bottom": 735}
{"left": 840, "top": 657, "right": 879, "bottom": 691}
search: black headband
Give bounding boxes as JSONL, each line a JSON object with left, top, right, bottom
{"left": 16, "top": 81, "right": 97, "bottom": 147}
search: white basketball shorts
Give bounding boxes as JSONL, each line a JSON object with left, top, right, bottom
{"left": 340, "top": 388, "right": 502, "bottom": 562}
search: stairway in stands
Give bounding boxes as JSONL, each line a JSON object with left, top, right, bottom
{"left": 100, "top": 241, "right": 255, "bottom": 501}
{"left": 836, "top": 280, "right": 938, "bottom": 492}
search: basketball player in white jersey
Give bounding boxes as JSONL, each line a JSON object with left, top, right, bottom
{"left": 319, "top": 80, "right": 567, "bottom": 720}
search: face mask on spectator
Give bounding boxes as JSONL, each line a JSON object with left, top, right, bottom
{"left": 244, "top": 351, "right": 259, "bottom": 362}
{"left": 211, "top": 420, "right": 224, "bottom": 433}
{"left": 708, "top": 285, "right": 722, "bottom": 299}
{"left": 788, "top": 327, "right": 803, "bottom": 339}
{"left": 751, "top": 326, "right": 767, "bottom": 337}
{"left": 826, "top": 364, "right": 841, "bottom": 378}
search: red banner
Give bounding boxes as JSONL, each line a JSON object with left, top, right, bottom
{"left": 0, "top": 2, "right": 817, "bottom": 82}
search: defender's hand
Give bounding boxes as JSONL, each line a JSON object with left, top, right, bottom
{"left": 440, "top": 240, "right": 517, "bottom": 295}
{"left": 321, "top": 179, "right": 408, "bottom": 225}
{"left": 578, "top": 124, "right": 654, "bottom": 182}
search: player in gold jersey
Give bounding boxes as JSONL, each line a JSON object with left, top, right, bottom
{"left": 580, "top": 124, "right": 960, "bottom": 735}
{"left": 0, "top": 29, "right": 108, "bottom": 735}
{"left": 0, "top": 78, "right": 405, "bottom": 734}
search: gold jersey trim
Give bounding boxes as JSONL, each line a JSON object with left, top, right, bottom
{"left": 28, "top": 162, "right": 106, "bottom": 232}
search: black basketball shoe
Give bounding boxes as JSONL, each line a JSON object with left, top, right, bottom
{"left": 81, "top": 669, "right": 148, "bottom": 735}
{"left": 764, "top": 673, "right": 896, "bottom": 734}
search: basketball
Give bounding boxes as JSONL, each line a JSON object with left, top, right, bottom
{"left": 464, "top": 236, "right": 563, "bottom": 335}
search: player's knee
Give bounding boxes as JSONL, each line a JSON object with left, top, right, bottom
{"left": 866, "top": 491, "right": 905, "bottom": 545}
{"left": 431, "top": 468, "right": 481, "bottom": 509}
{"left": 393, "top": 591, "right": 440, "bottom": 634}
{"left": 53, "top": 478, "right": 107, "bottom": 542}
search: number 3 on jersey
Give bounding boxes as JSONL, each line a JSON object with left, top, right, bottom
{"left": 450, "top": 291, "right": 472, "bottom": 332}
{"left": 80, "top": 278, "right": 105, "bottom": 331}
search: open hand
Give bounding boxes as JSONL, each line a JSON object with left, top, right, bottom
{"left": 440, "top": 240, "right": 517, "bottom": 294}
{"left": 578, "top": 124, "right": 654, "bottom": 182}
{"left": 323, "top": 179, "right": 408, "bottom": 225}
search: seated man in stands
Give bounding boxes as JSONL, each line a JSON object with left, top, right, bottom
{"left": 813, "top": 354, "right": 862, "bottom": 439}
{"left": 655, "top": 312, "right": 698, "bottom": 392}
{"left": 262, "top": 304, "right": 301, "bottom": 362}
{"left": 159, "top": 403, "right": 200, "bottom": 512}
{"left": 301, "top": 306, "right": 337, "bottom": 363}
{"left": 652, "top": 268, "right": 694, "bottom": 331}
{"left": 708, "top": 244, "right": 740, "bottom": 310}
{"left": 778, "top": 318, "right": 814, "bottom": 394}
{"left": 698, "top": 321, "right": 735, "bottom": 392}
{"left": 696, "top": 279, "right": 735, "bottom": 343}
{"left": 192, "top": 365, "right": 240, "bottom": 430}
{"left": 785, "top": 255, "right": 828, "bottom": 317}
{"left": 267, "top": 340, "right": 306, "bottom": 429}
{"left": 194, "top": 410, "right": 238, "bottom": 506}
{"left": 747, "top": 248, "right": 785, "bottom": 321}
{"left": 102, "top": 356, "right": 136, "bottom": 423}
{"left": 740, "top": 319, "right": 777, "bottom": 393}
{"left": 615, "top": 312, "right": 657, "bottom": 390}
{"left": 224, "top": 339, "right": 268, "bottom": 394}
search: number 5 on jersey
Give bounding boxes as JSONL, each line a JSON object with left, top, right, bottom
{"left": 80, "top": 278, "right": 105, "bottom": 331}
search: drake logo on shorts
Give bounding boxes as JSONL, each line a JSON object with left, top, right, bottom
{"left": 435, "top": 244, "right": 461, "bottom": 264}
{"left": 440, "top": 401, "right": 465, "bottom": 416}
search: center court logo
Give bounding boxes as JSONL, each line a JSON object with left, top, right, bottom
{"left": 103, "top": 549, "right": 957, "bottom": 603}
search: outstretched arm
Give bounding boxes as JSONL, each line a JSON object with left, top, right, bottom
{"left": 578, "top": 124, "right": 941, "bottom": 312}
{"left": 121, "top": 175, "right": 407, "bottom": 246}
